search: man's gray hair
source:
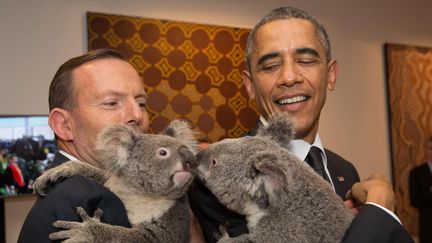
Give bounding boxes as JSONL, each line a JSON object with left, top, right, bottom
{"left": 245, "top": 7, "right": 332, "bottom": 70}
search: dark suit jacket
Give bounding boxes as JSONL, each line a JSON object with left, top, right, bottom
{"left": 18, "top": 153, "right": 131, "bottom": 243}
{"left": 188, "top": 125, "right": 413, "bottom": 243}
{"left": 409, "top": 163, "right": 432, "bottom": 243}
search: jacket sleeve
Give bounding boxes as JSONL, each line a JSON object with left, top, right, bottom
{"left": 342, "top": 204, "right": 414, "bottom": 243}
{"left": 18, "top": 175, "right": 131, "bottom": 243}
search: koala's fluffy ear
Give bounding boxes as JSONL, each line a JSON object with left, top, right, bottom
{"left": 96, "top": 124, "right": 136, "bottom": 171}
{"left": 256, "top": 112, "right": 295, "bottom": 150}
{"left": 161, "top": 119, "right": 198, "bottom": 154}
{"left": 252, "top": 153, "right": 285, "bottom": 206}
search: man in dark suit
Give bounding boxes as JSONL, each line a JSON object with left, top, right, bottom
{"left": 189, "top": 7, "right": 413, "bottom": 243}
{"left": 409, "top": 137, "right": 432, "bottom": 243}
{"left": 18, "top": 49, "right": 150, "bottom": 242}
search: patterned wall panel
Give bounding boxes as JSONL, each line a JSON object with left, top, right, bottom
{"left": 385, "top": 43, "right": 432, "bottom": 236}
{"left": 87, "top": 12, "right": 259, "bottom": 142}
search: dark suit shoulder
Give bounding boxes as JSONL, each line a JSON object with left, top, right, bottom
{"left": 18, "top": 175, "right": 130, "bottom": 243}
{"left": 343, "top": 204, "right": 414, "bottom": 243}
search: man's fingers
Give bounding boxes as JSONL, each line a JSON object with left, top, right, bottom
{"left": 344, "top": 199, "right": 360, "bottom": 216}
{"left": 346, "top": 174, "right": 395, "bottom": 212}
{"left": 348, "top": 182, "right": 368, "bottom": 204}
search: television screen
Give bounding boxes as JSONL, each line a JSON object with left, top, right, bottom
{"left": 0, "top": 115, "right": 57, "bottom": 196}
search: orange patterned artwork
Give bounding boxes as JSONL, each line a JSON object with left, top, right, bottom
{"left": 87, "top": 12, "right": 259, "bottom": 142}
{"left": 385, "top": 43, "right": 432, "bottom": 236}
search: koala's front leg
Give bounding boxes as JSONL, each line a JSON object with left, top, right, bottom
{"left": 49, "top": 207, "right": 100, "bottom": 243}
{"left": 217, "top": 234, "right": 252, "bottom": 243}
{"left": 215, "top": 223, "right": 252, "bottom": 243}
{"left": 51, "top": 207, "right": 161, "bottom": 243}
{"left": 33, "top": 160, "right": 108, "bottom": 196}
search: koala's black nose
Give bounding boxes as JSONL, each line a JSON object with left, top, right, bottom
{"left": 179, "top": 146, "right": 198, "bottom": 170}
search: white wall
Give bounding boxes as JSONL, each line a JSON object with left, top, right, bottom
{"left": 1, "top": 0, "right": 432, "bottom": 190}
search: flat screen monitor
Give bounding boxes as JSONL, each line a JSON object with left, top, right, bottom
{"left": 0, "top": 115, "right": 56, "bottom": 197}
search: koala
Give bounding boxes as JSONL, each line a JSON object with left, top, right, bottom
{"left": 195, "top": 113, "right": 354, "bottom": 243}
{"left": 33, "top": 119, "right": 198, "bottom": 243}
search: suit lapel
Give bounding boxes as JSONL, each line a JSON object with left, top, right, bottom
{"left": 48, "top": 152, "right": 70, "bottom": 169}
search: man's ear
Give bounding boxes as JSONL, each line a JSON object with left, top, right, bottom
{"left": 48, "top": 108, "right": 74, "bottom": 141}
{"left": 327, "top": 59, "right": 338, "bottom": 91}
{"left": 242, "top": 70, "right": 255, "bottom": 100}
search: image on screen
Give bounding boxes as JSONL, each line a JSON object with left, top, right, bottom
{"left": 0, "top": 115, "right": 57, "bottom": 197}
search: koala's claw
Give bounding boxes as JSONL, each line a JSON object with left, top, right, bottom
{"left": 75, "top": 207, "right": 103, "bottom": 222}
{"left": 32, "top": 175, "right": 53, "bottom": 196}
{"left": 33, "top": 162, "right": 78, "bottom": 196}
{"left": 218, "top": 223, "right": 230, "bottom": 240}
{"left": 49, "top": 207, "right": 102, "bottom": 242}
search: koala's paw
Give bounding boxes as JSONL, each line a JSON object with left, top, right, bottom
{"left": 214, "top": 223, "right": 229, "bottom": 241}
{"left": 49, "top": 207, "right": 102, "bottom": 242}
{"left": 33, "top": 161, "right": 84, "bottom": 196}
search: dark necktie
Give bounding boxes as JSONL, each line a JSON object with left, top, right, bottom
{"left": 305, "top": 146, "right": 331, "bottom": 183}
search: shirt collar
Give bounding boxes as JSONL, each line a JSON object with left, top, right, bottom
{"left": 259, "top": 115, "right": 326, "bottom": 163}
{"left": 59, "top": 150, "right": 79, "bottom": 161}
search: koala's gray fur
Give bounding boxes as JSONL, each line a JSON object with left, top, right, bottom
{"left": 33, "top": 119, "right": 198, "bottom": 243}
{"left": 195, "top": 113, "right": 354, "bottom": 243}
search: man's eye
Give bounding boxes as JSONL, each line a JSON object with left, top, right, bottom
{"left": 103, "top": 101, "right": 118, "bottom": 107}
{"left": 298, "top": 59, "right": 318, "bottom": 65}
{"left": 138, "top": 102, "right": 147, "bottom": 108}
{"left": 261, "top": 63, "right": 279, "bottom": 71}
{"left": 136, "top": 99, "right": 147, "bottom": 109}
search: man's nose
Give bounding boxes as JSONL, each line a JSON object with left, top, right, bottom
{"left": 278, "top": 61, "right": 303, "bottom": 87}
{"left": 126, "top": 101, "right": 144, "bottom": 126}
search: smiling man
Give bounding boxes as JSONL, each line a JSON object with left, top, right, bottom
{"left": 189, "top": 7, "right": 413, "bottom": 243}
{"left": 243, "top": 17, "right": 335, "bottom": 144}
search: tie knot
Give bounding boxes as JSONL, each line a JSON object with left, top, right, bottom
{"left": 307, "top": 146, "right": 323, "bottom": 169}
{"left": 305, "top": 146, "right": 330, "bottom": 183}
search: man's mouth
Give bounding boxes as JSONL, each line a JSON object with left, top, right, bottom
{"left": 277, "top": 96, "right": 307, "bottom": 105}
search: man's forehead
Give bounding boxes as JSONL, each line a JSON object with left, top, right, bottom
{"left": 253, "top": 19, "right": 323, "bottom": 56}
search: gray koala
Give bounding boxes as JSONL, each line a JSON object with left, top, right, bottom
{"left": 195, "top": 113, "right": 354, "bottom": 243}
{"left": 33, "top": 119, "right": 198, "bottom": 243}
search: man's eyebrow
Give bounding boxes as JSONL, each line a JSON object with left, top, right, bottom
{"left": 296, "top": 47, "right": 320, "bottom": 58}
{"left": 257, "top": 52, "right": 280, "bottom": 66}
{"left": 136, "top": 92, "right": 148, "bottom": 100}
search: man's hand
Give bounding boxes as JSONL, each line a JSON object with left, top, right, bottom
{"left": 190, "top": 208, "right": 205, "bottom": 243}
{"left": 344, "top": 199, "right": 360, "bottom": 215}
{"left": 345, "top": 174, "right": 395, "bottom": 212}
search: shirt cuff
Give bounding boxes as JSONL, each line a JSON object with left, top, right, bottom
{"left": 365, "top": 202, "right": 402, "bottom": 225}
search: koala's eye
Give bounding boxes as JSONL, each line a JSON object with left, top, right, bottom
{"left": 157, "top": 147, "right": 170, "bottom": 157}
